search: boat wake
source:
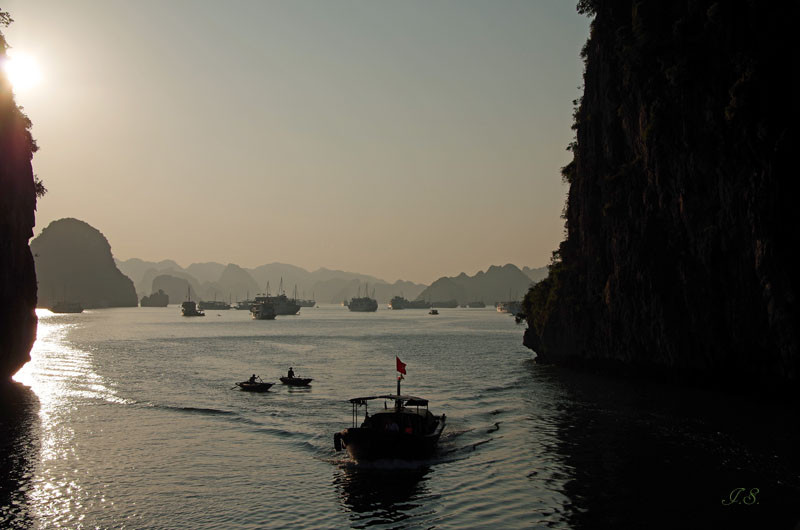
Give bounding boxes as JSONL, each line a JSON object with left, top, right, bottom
{"left": 136, "top": 401, "right": 237, "bottom": 417}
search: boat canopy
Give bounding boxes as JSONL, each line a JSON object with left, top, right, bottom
{"left": 349, "top": 394, "right": 429, "bottom": 406}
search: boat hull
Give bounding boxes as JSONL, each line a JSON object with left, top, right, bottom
{"left": 338, "top": 421, "right": 445, "bottom": 462}
{"left": 236, "top": 382, "right": 274, "bottom": 392}
{"left": 280, "top": 377, "right": 312, "bottom": 386}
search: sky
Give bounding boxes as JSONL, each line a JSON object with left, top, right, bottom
{"left": 3, "top": 1, "right": 590, "bottom": 284}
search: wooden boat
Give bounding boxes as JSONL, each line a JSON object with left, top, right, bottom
{"left": 279, "top": 376, "right": 313, "bottom": 386}
{"left": 235, "top": 381, "right": 274, "bottom": 392}
{"left": 334, "top": 378, "right": 446, "bottom": 462}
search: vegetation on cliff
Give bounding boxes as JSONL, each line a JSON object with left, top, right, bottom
{"left": 523, "top": 1, "right": 798, "bottom": 388}
{"left": 0, "top": 11, "right": 40, "bottom": 380}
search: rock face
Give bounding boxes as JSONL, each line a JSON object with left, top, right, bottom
{"left": 32, "top": 219, "right": 138, "bottom": 309}
{"left": 523, "top": 1, "right": 798, "bottom": 389}
{"left": 0, "top": 21, "right": 39, "bottom": 380}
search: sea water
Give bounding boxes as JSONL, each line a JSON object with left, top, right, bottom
{"left": 2, "top": 306, "right": 798, "bottom": 528}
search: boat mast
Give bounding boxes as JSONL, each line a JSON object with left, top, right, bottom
{"left": 396, "top": 374, "right": 403, "bottom": 409}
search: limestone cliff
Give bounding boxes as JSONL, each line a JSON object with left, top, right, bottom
{"left": 0, "top": 14, "right": 39, "bottom": 380}
{"left": 32, "top": 219, "right": 138, "bottom": 309}
{"left": 523, "top": 1, "right": 798, "bottom": 389}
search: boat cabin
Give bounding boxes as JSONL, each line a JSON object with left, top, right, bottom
{"left": 348, "top": 395, "right": 438, "bottom": 436}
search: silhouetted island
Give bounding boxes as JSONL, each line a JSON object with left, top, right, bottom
{"left": 0, "top": 18, "right": 39, "bottom": 380}
{"left": 151, "top": 274, "right": 201, "bottom": 305}
{"left": 32, "top": 218, "right": 138, "bottom": 309}
{"left": 418, "top": 264, "right": 533, "bottom": 307}
{"left": 523, "top": 1, "right": 798, "bottom": 391}
{"left": 140, "top": 289, "right": 169, "bottom": 307}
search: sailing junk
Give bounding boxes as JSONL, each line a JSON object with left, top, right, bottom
{"left": 251, "top": 279, "right": 300, "bottom": 317}
{"left": 348, "top": 283, "right": 378, "bottom": 312}
{"left": 181, "top": 286, "right": 205, "bottom": 316}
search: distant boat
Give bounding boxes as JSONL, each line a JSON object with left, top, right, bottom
{"left": 198, "top": 300, "right": 231, "bottom": 310}
{"left": 349, "top": 283, "right": 378, "bottom": 312}
{"left": 235, "top": 300, "right": 254, "bottom": 310}
{"left": 496, "top": 301, "right": 522, "bottom": 314}
{"left": 428, "top": 309, "right": 439, "bottom": 315}
{"left": 181, "top": 301, "right": 205, "bottom": 317}
{"left": 250, "top": 301, "right": 276, "bottom": 320}
{"left": 388, "top": 296, "right": 431, "bottom": 310}
{"left": 252, "top": 279, "right": 300, "bottom": 315}
{"left": 51, "top": 301, "right": 83, "bottom": 313}
{"left": 181, "top": 287, "right": 205, "bottom": 317}
{"left": 235, "top": 291, "right": 254, "bottom": 310}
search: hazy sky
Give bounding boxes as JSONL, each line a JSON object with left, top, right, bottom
{"left": 5, "top": 1, "right": 589, "bottom": 284}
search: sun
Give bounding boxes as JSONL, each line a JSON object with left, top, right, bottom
{"left": 2, "top": 49, "right": 42, "bottom": 92}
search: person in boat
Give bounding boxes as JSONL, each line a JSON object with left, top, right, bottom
{"left": 249, "top": 374, "right": 257, "bottom": 383}
{"left": 287, "top": 367, "right": 295, "bottom": 379}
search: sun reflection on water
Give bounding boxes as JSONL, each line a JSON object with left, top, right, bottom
{"left": 11, "top": 309, "right": 123, "bottom": 526}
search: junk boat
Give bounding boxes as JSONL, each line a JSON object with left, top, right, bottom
{"left": 181, "top": 300, "right": 205, "bottom": 317}
{"left": 280, "top": 376, "right": 313, "bottom": 386}
{"left": 181, "top": 287, "right": 205, "bottom": 316}
{"left": 348, "top": 283, "right": 378, "bottom": 312}
{"left": 334, "top": 372, "right": 446, "bottom": 462}
{"left": 250, "top": 301, "right": 276, "bottom": 320}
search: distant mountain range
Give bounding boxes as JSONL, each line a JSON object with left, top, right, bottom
{"left": 117, "top": 258, "right": 547, "bottom": 305}
{"left": 416, "top": 264, "right": 545, "bottom": 306}
{"left": 116, "top": 258, "right": 428, "bottom": 304}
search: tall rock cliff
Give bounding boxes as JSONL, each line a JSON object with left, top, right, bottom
{"left": 0, "top": 14, "right": 39, "bottom": 380}
{"left": 523, "top": 1, "right": 798, "bottom": 389}
{"left": 32, "top": 219, "right": 138, "bottom": 309}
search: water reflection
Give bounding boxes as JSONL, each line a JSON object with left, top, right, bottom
{"left": 333, "top": 464, "right": 431, "bottom": 528}
{"left": 533, "top": 364, "right": 800, "bottom": 529}
{"left": 10, "top": 310, "right": 123, "bottom": 527}
{"left": 0, "top": 382, "right": 40, "bottom": 528}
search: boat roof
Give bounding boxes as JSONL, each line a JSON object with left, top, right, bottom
{"left": 349, "top": 394, "right": 428, "bottom": 406}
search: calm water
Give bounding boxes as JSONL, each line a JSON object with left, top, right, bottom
{"left": 2, "top": 306, "right": 799, "bottom": 528}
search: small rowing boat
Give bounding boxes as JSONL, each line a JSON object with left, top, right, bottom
{"left": 280, "top": 376, "right": 313, "bottom": 387}
{"left": 235, "top": 380, "right": 274, "bottom": 392}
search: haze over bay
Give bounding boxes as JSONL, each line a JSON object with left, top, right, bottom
{"left": 4, "top": 0, "right": 589, "bottom": 284}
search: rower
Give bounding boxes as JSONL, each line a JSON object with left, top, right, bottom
{"left": 249, "top": 374, "right": 257, "bottom": 383}
{"left": 288, "top": 367, "right": 295, "bottom": 378}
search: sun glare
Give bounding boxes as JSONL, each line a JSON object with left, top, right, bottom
{"left": 2, "top": 49, "right": 42, "bottom": 92}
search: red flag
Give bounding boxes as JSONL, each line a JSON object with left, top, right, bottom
{"left": 396, "top": 356, "right": 407, "bottom": 375}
